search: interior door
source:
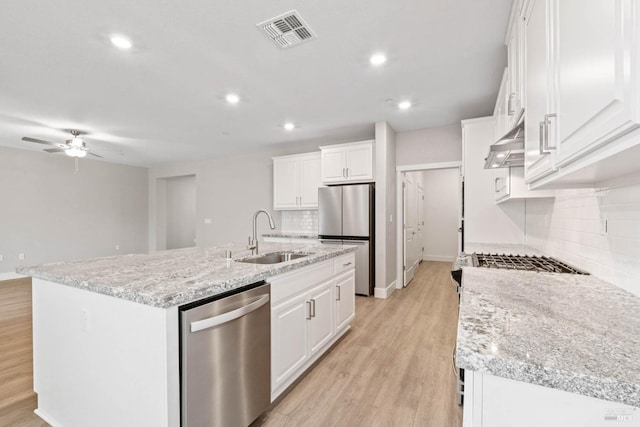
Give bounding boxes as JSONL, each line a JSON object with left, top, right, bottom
{"left": 403, "top": 174, "right": 418, "bottom": 286}
{"left": 417, "top": 183, "right": 424, "bottom": 263}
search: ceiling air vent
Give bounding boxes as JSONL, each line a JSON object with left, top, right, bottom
{"left": 257, "top": 10, "right": 317, "bottom": 49}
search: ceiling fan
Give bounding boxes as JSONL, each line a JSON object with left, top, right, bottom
{"left": 22, "top": 130, "right": 102, "bottom": 158}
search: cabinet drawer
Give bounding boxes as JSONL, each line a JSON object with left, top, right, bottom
{"left": 334, "top": 253, "right": 355, "bottom": 275}
{"left": 270, "top": 260, "right": 333, "bottom": 305}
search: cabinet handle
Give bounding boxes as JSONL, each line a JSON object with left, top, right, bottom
{"left": 538, "top": 121, "right": 547, "bottom": 155}
{"left": 507, "top": 93, "right": 516, "bottom": 116}
{"left": 543, "top": 113, "right": 557, "bottom": 153}
{"left": 336, "top": 285, "right": 341, "bottom": 301}
{"left": 494, "top": 177, "right": 500, "bottom": 193}
{"left": 343, "top": 262, "right": 352, "bottom": 267}
{"left": 306, "top": 301, "right": 312, "bottom": 320}
{"left": 346, "top": 167, "right": 349, "bottom": 177}
{"left": 311, "top": 299, "right": 316, "bottom": 317}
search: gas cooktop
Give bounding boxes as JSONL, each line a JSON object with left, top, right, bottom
{"left": 472, "top": 253, "right": 589, "bottom": 275}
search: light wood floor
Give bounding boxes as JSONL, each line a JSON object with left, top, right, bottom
{"left": 254, "top": 261, "right": 462, "bottom": 427}
{"left": 0, "top": 277, "right": 48, "bottom": 426}
{"left": 0, "top": 261, "right": 461, "bottom": 427}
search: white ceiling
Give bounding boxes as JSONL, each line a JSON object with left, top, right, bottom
{"left": 0, "top": 0, "right": 510, "bottom": 167}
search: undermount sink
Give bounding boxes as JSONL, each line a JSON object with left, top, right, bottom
{"left": 236, "top": 251, "right": 311, "bottom": 265}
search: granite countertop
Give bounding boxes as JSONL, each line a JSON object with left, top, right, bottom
{"left": 263, "top": 232, "right": 319, "bottom": 239}
{"left": 17, "top": 242, "right": 357, "bottom": 309}
{"left": 456, "top": 255, "right": 640, "bottom": 407}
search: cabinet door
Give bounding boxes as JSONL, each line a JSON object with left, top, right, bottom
{"left": 507, "top": 17, "right": 524, "bottom": 127}
{"left": 273, "top": 157, "right": 300, "bottom": 210}
{"left": 271, "top": 293, "right": 310, "bottom": 392}
{"left": 553, "top": 0, "right": 640, "bottom": 167}
{"left": 335, "top": 270, "right": 355, "bottom": 332}
{"left": 298, "top": 154, "right": 321, "bottom": 209}
{"left": 345, "top": 144, "right": 374, "bottom": 181}
{"left": 495, "top": 68, "right": 510, "bottom": 139}
{"left": 308, "top": 280, "right": 334, "bottom": 355}
{"left": 321, "top": 148, "right": 347, "bottom": 184}
{"left": 524, "top": 0, "right": 557, "bottom": 183}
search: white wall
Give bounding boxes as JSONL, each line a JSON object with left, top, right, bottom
{"left": 374, "top": 121, "right": 397, "bottom": 296}
{"left": 422, "top": 168, "right": 460, "bottom": 262}
{"left": 462, "top": 117, "right": 525, "bottom": 245}
{"left": 0, "top": 146, "right": 148, "bottom": 277}
{"left": 526, "top": 180, "right": 640, "bottom": 296}
{"left": 165, "top": 175, "right": 196, "bottom": 250}
{"left": 396, "top": 123, "right": 462, "bottom": 166}
{"left": 147, "top": 141, "right": 325, "bottom": 251}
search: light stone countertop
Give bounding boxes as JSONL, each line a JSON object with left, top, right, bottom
{"left": 17, "top": 242, "right": 357, "bottom": 309}
{"left": 456, "top": 260, "right": 640, "bottom": 407}
{"left": 262, "top": 232, "right": 319, "bottom": 239}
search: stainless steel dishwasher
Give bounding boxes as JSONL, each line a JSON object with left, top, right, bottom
{"left": 180, "top": 282, "right": 271, "bottom": 427}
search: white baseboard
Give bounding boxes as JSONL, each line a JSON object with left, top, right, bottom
{"left": 34, "top": 409, "right": 63, "bottom": 427}
{"left": 374, "top": 280, "right": 396, "bottom": 299}
{"left": 422, "top": 255, "right": 456, "bottom": 263}
{"left": 0, "top": 272, "right": 27, "bottom": 282}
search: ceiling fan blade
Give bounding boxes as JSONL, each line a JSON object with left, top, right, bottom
{"left": 88, "top": 152, "right": 103, "bottom": 158}
{"left": 43, "top": 148, "right": 65, "bottom": 153}
{"left": 22, "top": 136, "right": 57, "bottom": 146}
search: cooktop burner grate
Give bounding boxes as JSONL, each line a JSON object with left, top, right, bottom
{"left": 472, "top": 253, "right": 589, "bottom": 274}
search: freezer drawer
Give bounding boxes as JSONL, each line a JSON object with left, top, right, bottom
{"left": 180, "top": 283, "right": 271, "bottom": 427}
{"left": 320, "top": 240, "right": 371, "bottom": 296}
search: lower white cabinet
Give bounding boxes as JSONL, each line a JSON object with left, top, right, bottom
{"left": 463, "top": 371, "right": 640, "bottom": 427}
{"left": 269, "top": 253, "right": 355, "bottom": 401}
{"left": 335, "top": 269, "right": 355, "bottom": 332}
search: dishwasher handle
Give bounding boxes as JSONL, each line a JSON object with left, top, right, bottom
{"left": 190, "top": 293, "right": 270, "bottom": 333}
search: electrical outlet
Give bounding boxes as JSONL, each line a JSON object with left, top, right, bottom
{"left": 115, "top": 245, "right": 120, "bottom": 251}
{"left": 389, "top": 214, "right": 393, "bottom": 223}
{"left": 0, "top": 254, "right": 3, "bottom": 262}
{"left": 18, "top": 253, "right": 25, "bottom": 261}
{"left": 82, "top": 308, "right": 90, "bottom": 332}
{"left": 204, "top": 218, "right": 212, "bottom": 224}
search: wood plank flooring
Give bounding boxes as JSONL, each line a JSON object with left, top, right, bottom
{"left": 255, "top": 261, "right": 462, "bottom": 427}
{"left": 0, "top": 261, "right": 461, "bottom": 427}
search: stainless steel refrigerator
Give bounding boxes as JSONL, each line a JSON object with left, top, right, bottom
{"left": 318, "top": 183, "right": 375, "bottom": 296}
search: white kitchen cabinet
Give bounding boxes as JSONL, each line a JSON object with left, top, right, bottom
{"left": 495, "top": 167, "right": 555, "bottom": 203}
{"left": 269, "top": 253, "right": 355, "bottom": 401}
{"left": 506, "top": 3, "right": 524, "bottom": 127}
{"left": 273, "top": 152, "right": 321, "bottom": 210}
{"left": 522, "top": 0, "right": 640, "bottom": 188}
{"left": 494, "top": 68, "right": 510, "bottom": 140}
{"left": 523, "top": 0, "right": 557, "bottom": 184}
{"left": 320, "top": 140, "right": 374, "bottom": 184}
{"left": 334, "top": 269, "right": 355, "bottom": 332}
{"left": 463, "top": 371, "right": 640, "bottom": 427}
{"left": 271, "top": 292, "right": 310, "bottom": 392}
{"left": 307, "top": 280, "right": 334, "bottom": 354}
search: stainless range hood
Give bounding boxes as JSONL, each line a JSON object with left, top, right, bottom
{"left": 484, "top": 111, "right": 525, "bottom": 169}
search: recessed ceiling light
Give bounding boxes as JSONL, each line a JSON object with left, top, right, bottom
{"left": 110, "top": 34, "right": 133, "bottom": 50}
{"left": 370, "top": 53, "right": 387, "bottom": 66}
{"left": 491, "top": 164, "right": 499, "bottom": 168}
{"left": 284, "top": 122, "right": 295, "bottom": 131}
{"left": 398, "top": 101, "right": 412, "bottom": 110}
{"left": 226, "top": 93, "right": 240, "bottom": 104}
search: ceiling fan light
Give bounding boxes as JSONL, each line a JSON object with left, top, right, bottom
{"left": 65, "top": 147, "right": 87, "bottom": 158}
{"left": 70, "top": 137, "right": 84, "bottom": 148}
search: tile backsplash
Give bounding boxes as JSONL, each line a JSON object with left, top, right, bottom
{"left": 526, "top": 181, "right": 640, "bottom": 296}
{"left": 280, "top": 210, "right": 318, "bottom": 234}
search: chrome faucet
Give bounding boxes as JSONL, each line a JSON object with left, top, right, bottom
{"left": 248, "top": 210, "right": 276, "bottom": 255}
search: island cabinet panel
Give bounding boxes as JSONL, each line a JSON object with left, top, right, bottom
{"left": 335, "top": 269, "right": 355, "bottom": 332}
{"left": 31, "top": 279, "right": 180, "bottom": 427}
{"left": 271, "top": 292, "right": 310, "bottom": 391}
{"left": 269, "top": 253, "right": 355, "bottom": 401}
{"left": 464, "top": 371, "right": 640, "bottom": 427}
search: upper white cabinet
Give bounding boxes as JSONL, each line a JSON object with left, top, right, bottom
{"left": 523, "top": 0, "right": 640, "bottom": 188}
{"left": 494, "top": 68, "right": 511, "bottom": 140}
{"left": 495, "top": 167, "right": 555, "bottom": 203}
{"left": 273, "top": 152, "right": 321, "bottom": 210}
{"left": 506, "top": 6, "right": 524, "bottom": 127}
{"left": 320, "top": 140, "right": 375, "bottom": 184}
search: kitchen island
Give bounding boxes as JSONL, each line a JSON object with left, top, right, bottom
{"left": 18, "top": 242, "right": 358, "bottom": 427}
{"left": 456, "top": 244, "right": 640, "bottom": 426}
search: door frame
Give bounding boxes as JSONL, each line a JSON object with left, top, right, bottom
{"left": 396, "top": 162, "right": 462, "bottom": 289}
